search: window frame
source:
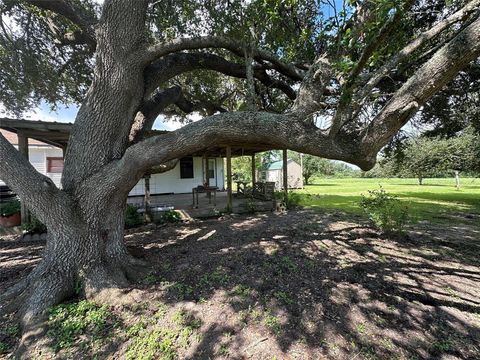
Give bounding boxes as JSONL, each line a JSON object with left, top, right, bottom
{"left": 46, "top": 157, "right": 64, "bottom": 173}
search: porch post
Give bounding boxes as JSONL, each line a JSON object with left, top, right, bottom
{"left": 226, "top": 146, "right": 232, "bottom": 212}
{"left": 18, "top": 132, "right": 30, "bottom": 224}
{"left": 283, "top": 149, "right": 288, "bottom": 205}
{"left": 144, "top": 174, "right": 151, "bottom": 222}
{"left": 251, "top": 153, "right": 256, "bottom": 186}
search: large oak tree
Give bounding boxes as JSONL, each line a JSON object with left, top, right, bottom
{"left": 1, "top": 0, "right": 479, "bottom": 353}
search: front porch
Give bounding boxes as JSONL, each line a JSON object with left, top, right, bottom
{"left": 127, "top": 191, "right": 276, "bottom": 219}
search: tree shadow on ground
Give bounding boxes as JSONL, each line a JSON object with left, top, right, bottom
{"left": 1, "top": 210, "right": 479, "bottom": 359}
{"left": 126, "top": 210, "right": 480, "bottom": 359}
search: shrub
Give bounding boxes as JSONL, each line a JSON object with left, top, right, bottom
{"left": 21, "top": 215, "right": 47, "bottom": 234}
{"left": 0, "top": 199, "right": 20, "bottom": 217}
{"left": 159, "top": 210, "right": 181, "bottom": 223}
{"left": 125, "top": 204, "right": 143, "bottom": 228}
{"left": 274, "top": 191, "right": 302, "bottom": 209}
{"left": 359, "top": 187, "right": 409, "bottom": 233}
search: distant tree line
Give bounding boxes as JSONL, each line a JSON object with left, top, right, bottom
{"left": 363, "top": 129, "right": 480, "bottom": 187}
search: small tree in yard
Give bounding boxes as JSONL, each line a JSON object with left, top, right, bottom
{"left": 288, "top": 152, "right": 332, "bottom": 185}
{"left": 390, "top": 131, "right": 480, "bottom": 186}
{"left": 1, "top": 0, "right": 480, "bottom": 354}
{"left": 401, "top": 137, "right": 450, "bottom": 185}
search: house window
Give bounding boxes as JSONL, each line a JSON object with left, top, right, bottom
{"left": 47, "top": 157, "right": 64, "bottom": 173}
{"left": 180, "top": 157, "right": 194, "bottom": 179}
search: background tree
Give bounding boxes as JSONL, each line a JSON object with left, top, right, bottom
{"left": 380, "top": 130, "right": 480, "bottom": 186}
{"left": 1, "top": 0, "right": 479, "bottom": 354}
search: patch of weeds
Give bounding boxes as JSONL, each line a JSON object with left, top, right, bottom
{"left": 218, "top": 343, "right": 229, "bottom": 356}
{"left": 273, "top": 291, "right": 293, "bottom": 304}
{"left": 231, "top": 284, "right": 252, "bottom": 298}
{"left": 4, "top": 324, "right": 18, "bottom": 337}
{"left": 250, "top": 308, "right": 262, "bottom": 321}
{"left": 172, "top": 310, "right": 202, "bottom": 349}
{"left": 47, "top": 300, "right": 113, "bottom": 353}
{"left": 377, "top": 254, "right": 387, "bottom": 263}
{"left": 125, "top": 329, "right": 177, "bottom": 360}
{"left": 172, "top": 309, "right": 202, "bottom": 329}
{"left": 126, "top": 320, "right": 148, "bottom": 337}
{"left": 169, "top": 282, "right": 194, "bottom": 300}
{"left": 200, "top": 266, "right": 230, "bottom": 287}
{"left": 0, "top": 342, "right": 9, "bottom": 354}
{"left": 380, "top": 337, "right": 394, "bottom": 350}
{"left": 279, "top": 255, "right": 298, "bottom": 273}
{"left": 143, "top": 273, "right": 161, "bottom": 285}
{"left": 431, "top": 339, "right": 453, "bottom": 352}
{"left": 130, "top": 302, "right": 149, "bottom": 313}
{"left": 360, "top": 346, "right": 378, "bottom": 359}
{"left": 238, "top": 310, "right": 249, "bottom": 324}
{"left": 154, "top": 303, "right": 168, "bottom": 319}
{"left": 356, "top": 323, "right": 367, "bottom": 334}
{"left": 263, "top": 312, "right": 282, "bottom": 335}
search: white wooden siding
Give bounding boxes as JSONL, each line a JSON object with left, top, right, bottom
{"left": 128, "top": 157, "right": 224, "bottom": 196}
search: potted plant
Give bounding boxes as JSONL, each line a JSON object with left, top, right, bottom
{"left": 0, "top": 199, "right": 21, "bottom": 227}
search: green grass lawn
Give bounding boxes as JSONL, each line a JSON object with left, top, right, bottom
{"left": 293, "top": 177, "right": 480, "bottom": 223}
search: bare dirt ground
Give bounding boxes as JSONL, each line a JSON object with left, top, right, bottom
{"left": 1, "top": 209, "right": 479, "bottom": 359}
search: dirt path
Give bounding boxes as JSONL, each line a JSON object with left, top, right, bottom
{"left": 1, "top": 210, "right": 479, "bottom": 359}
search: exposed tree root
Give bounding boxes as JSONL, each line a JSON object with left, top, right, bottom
{"left": 1, "top": 252, "right": 150, "bottom": 359}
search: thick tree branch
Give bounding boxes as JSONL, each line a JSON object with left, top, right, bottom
{"left": 145, "top": 52, "right": 297, "bottom": 99}
{"left": 126, "top": 111, "right": 370, "bottom": 175}
{"left": 0, "top": 133, "right": 71, "bottom": 225}
{"left": 361, "top": 15, "right": 480, "bottom": 156}
{"left": 129, "top": 86, "right": 228, "bottom": 143}
{"left": 144, "top": 36, "right": 303, "bottom": 81}
{"left": 330, "top": 0, "right": 480, "bottom": 137}
{"left": 355, "top": 0, "right": 480, "bottom": 107}
{"left": 88, "top": 111, "right": 374, "bottom": 202}
{"left": 25, "top": 0, "right": 97, "bottom": 47}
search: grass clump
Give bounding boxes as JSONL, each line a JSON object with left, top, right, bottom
{"left": 360, "top": 186, "right": 409, "bottom": 233}
{"left": 47, "top": 300, "right": 112, "bottom": 352}
{"left": 126, "top": 328, "right": 177, "bottom": 360}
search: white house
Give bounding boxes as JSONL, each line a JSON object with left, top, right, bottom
{"left": 259, "top": 159, "right": 303, "bottom": 190}
{"left": 1, "top": 128, "right": 224, "bottom": 195}
{"left": 128, "top": 156, "right": 225, "bottom": 196}
{"left": 0, "top": 129, "right": 64, "bottom": 188}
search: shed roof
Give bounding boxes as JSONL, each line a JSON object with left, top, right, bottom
{"left": 266, "top": 159, "right": 299, "bottom": 170}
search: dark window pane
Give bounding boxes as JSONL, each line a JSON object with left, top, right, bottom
{"left": 180, "top": 157, "right": 194, "bottom": 178}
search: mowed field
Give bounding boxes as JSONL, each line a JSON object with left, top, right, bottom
{"left": 293, "top": 177, "right": 480, "bottom": 223}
